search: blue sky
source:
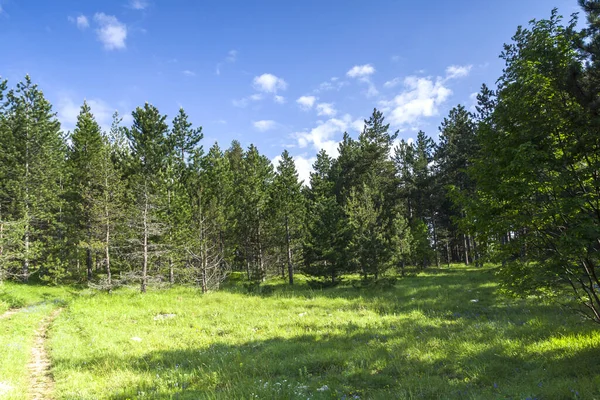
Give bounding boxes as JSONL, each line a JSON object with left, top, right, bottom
{"left": 0, "top": 0, "right": 580, "bottom": 182}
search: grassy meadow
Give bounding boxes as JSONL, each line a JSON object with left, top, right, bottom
{"left": 1, "top": 265, "right": 600, "bottom": 399}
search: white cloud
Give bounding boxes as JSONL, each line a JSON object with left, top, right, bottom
{"left": 380, "top": 75, "right": 452, "bottom": 129}
{"left": 253, "top": 73, "right": 287, "bottom": 93}
{"left": 94, "top": 13, "right": 127, "bottom": 50}
{"left": 352, "top": 119, "right": 365, "bottom": 133}
{"left": 129, "top": 0, "right": 149, "bottom": 10}
{"left": 346, "top": 64, "right": 375, "bottom": 78}
{"left": 58, "top": 96, "right": 117, "bottom": 133}
{"left": 294, "top": 114, "right": 363, "bottom": 158}
{"left": 69, "top": 15, "right": 89, "bottom": 30}
{"left": 77, "top": 15, "right": 89, "bottom": 29}
{"left": 297, "top": 95, "right": 317, "bottom": 110}
{"left": 253, "top": 120, "right": 277, "bottom": 132}
{"left": 316, "top": 103, "right": 336, "bottom": 117}
{"left": 384, "top": 78, "right": 401, "bottom": 88}
{"left": 274, "top": 95, "right": 286, "bottom": 104}
{"left": 445, "top": 64, "right": 472, "bottom": 79}
{"left": 468, "top": 92, "right": 479, "bottom": 112}
{"left": 182, "top": 70, "right": 196, "bottom": 77}
{"left": 346, "top": 64, "right": 378, "bottom": 97}
{"left": 314, "top": 77, "right": 347, "bottom": 93}
{"left": 365, "top": 81, "right": 379, "bottom": 97}
{"left": 233, "top": 93, "right": 264, "bottom": 107}
{"left": 293, "top": 155, "right": 316, "bottom": 185}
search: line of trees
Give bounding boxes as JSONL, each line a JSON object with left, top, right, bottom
{"left": 1, "top": 2, "right": 599, "bottom": 322}
{"left": 0, "top": 81, "right": 477, "bottom": 291}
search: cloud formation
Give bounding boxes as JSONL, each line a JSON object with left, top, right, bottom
{"left": 445, "top": 64, "right": 472, "bottom": 79}
{"left": 253, "top": 73, "right": 288, "bottom": 93}
{"left": 294, "top": 114, "right": 363, "bottom": 158}
{"left": 316, "top": 103, "right": 336, "bottom": 117}
{"left": 129, "top": 0, "right": 149, "bottom": 10}
{"left": 296, "top": 95, "right": 317, "bottom": 110}
{"left": 253, "top": 120, "right": 277, "bottom": 132}
{"left": 346, "top": 64, "right": 375, "bottom": 78}
{"left": 380, "top": 76, "right": 452, "bottom": 129}
{"left": 94, "top": 13, "right": 127, "bottom": 50}
{"left": 69, "top": 15, "right": 89, "bottom": 30}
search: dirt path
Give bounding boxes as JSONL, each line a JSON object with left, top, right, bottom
{"left": 28, "top": 308, "right": 62, "bottom": 400}
{"left": 0, "top": 308, "right": 21, "bottom": 319}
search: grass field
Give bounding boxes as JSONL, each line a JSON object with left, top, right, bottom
{"left": 0, "top": 283, "right": 71, "bottom": 399}
{"left": 1, "top": 265, "right": 600, "bottom": 399}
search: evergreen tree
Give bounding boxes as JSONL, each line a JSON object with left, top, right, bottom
{"left": 66, "top": 101, "right": 105, "bottom": 281}
{"left": 96, "top": 112, "right": 128, "bottom": 287}
{"left": 4, "top": 76, "right": 66, "bottom": 281}
{"left": 270, "top": 150, "right": 304, "bottom": 285}
{"left": 435, "top": 105, "right": 477, "bottom": 265}
{"left": 126, "top": 103, "right": 169, "bottom": 293}
{"left": 162, "top": 108, "right": 203, "bottom": 284}
{"left": 303, "top": 150, "right": 348, "bottom": 284}
{"left": 237, "top": 145, "right": 274, "bottom": 281}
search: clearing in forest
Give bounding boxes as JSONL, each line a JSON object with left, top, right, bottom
{"left": 1, "top": 266, "right": 600, "bottom": 399}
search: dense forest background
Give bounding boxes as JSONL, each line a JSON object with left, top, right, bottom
{"left": 1, "top": 2, "right": 600, "bottom": 323}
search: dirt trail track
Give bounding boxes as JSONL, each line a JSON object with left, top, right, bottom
{"left": 28, "top": 308, "right": 62, "bottom": 400}
{"left": 0, "top": 308, "right": 20, "bottom": 319}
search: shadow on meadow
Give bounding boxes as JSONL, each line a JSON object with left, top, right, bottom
{"left": 51, "top": 267, "right": 599, "bottom": 399}
{"left": 55, "top": 313, "right": 599, "bottom": 399}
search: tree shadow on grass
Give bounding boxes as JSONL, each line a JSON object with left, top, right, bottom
{"left": 54, "top": 317, "right": 600, "bottom": 400}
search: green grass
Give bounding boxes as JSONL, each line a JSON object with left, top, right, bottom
{"left": 0, "top": 302, "right": 60, "bottom": 399}
{"left": 41, "top": 266, "right": 600, "bottom": 399}
{"left": 0, "top": 281, "right": 74, "bottom": 314}
{"left": 0, "top": 281, "right": 74, "bottom": 399}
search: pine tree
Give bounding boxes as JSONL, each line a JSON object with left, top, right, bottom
{"left": 303, "top": 150, "right": 348, "bottom": 284}
{"left": 270, "top": 150, "right": 304, "bottom": 285}
{"left": 4, "top": 76, "right": 66, "bottom": 281}
{"left": 237, "top": 145, "right": 274, "bottom": 281}
{"left": 435, "top": 105, "right": 477, "bottom": 265}
{"left": 66, "top": 101, "right": 105, "bottom": 281}
{"left": 95, "top": 112, "right": 128, "bottom": 287}
{"left": 162, "top": 108, "right": 203, "bottom": 284}
{"left": 126, "top": 103, "right": 169, "bottom": 293}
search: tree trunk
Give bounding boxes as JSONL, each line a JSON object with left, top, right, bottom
{"left": 330, "top": 262, "right": 336, "bottom": 284}
{"left": 201, "top": 240, "right": 207, "bottom": 293}
{"left": 169, "top": 257, "right": 174, "bottom": 284}
{"left": 86, "top": 226, "right": 92, "bottom": 281}
{"left": 105, "top": 221, "right": 111, "bottom": 286}
{"left": 104, "top": 171, "right": 112, "bottom": 287}
{"left": 277, "top": 254, "right": 285, "bottom": 279}
{"left": 432, "top": 216, "right": 440, "bottom": 267}
{"left": 463, "top": 234, "right": 470, "bottom": 265}
{"left": 472, "top": 237, "right": 480, "bottom": 268}
{"left": 141, "top": 182, "right": 148, "bottom": 293}
{"left": 257, "top": 223, "right": 265, "bottom": 281}
{"left": 445, "top": 240, "right": 451, "bottom": 268}
{"left": 245, "top": 243, "right": 251, "bottom": 281}
{"left": 285, "top": 215, "right": 294, "bottom": 285}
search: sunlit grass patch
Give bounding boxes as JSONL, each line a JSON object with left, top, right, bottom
{"left": 39, "top": 266, "right": 600, "bottom": 399}
{"left": 0, "top": 303, "right": 56, "bottom": 400}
